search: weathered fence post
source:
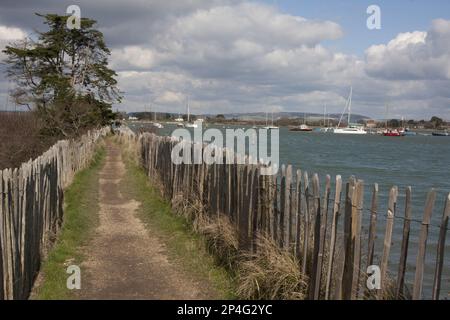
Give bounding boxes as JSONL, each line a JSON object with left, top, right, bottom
{"left": 301, "top": 171, "right": 310, "bottom": 276}
{"left": 396, "top": 186, "right": 412, "bottom": 299}
{"left": 295, "top": 169, "right": 302, "bottom": 259}
{"left": 412, "top": 189, "right": 436, "bottom": 300}
{"left": 341, "top": 177, "right": 355, "bottom": 300}
{"left": 309, "top": 173, "right": 321, "bottom": 299}
{"left": 432, "top": 193, "right": 450, "bottom": 300}
{"left": 378, "top": 186, "right": 398, "bottom": 299}
{"left": 325, "top": 175, "right": 342, "bottom": 300}
{"left": 367, "top": 183, "right": 379, "bottom": 268}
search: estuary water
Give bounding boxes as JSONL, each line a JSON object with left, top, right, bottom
{"left": 129, "top": 122, "right": 450, "bottom": 299}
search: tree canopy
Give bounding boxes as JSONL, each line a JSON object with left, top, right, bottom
{"left": 2, "top": 13, "right": 121, "bottom": 137}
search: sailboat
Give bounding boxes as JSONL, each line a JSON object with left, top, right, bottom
{"left": 290, "top": 114, "right": 312, "bottom": 132}
{"left": 263, "top": 110, "right": 279, "bottom": 130}
{"left": 332, "top": 87, "right": 367, "bottom": 135}
{"left": 152, "top": 111, "right": 164, "bottom": 129}
{"left": 185, "top": 96, "right": 198, "bottom": 128}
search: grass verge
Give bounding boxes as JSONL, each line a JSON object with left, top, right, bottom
{"left": 121, "top": 151, "right": 237, "bottom": 299}
{"left": 32, "top": 145, "right": 105, "bottom": 300}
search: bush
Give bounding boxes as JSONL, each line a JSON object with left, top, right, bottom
{"left": 0, "top": 112, "right": 57, "bottom": 169}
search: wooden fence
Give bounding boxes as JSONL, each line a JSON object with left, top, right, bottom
{"left": 0, "top": 128, "right": 109, "bottom": 300}
{"left": 118, "top": 128, "right": 449, "bottom": 300}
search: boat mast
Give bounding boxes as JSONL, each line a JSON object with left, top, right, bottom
{"left": 187, "top": 96, "right": 190, "bottom": 122}
{"left": 336, "top": 86, "right": 352, "bottom": 128}
{"left": 385, "top": 104, "right": 389, "bottom": 129}
{"left": 348, "top": 86, "right": 352, "bottom": 126}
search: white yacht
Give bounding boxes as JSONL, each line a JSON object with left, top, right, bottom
{"left": 333, "top": 87, "right": 367, "bottom": 135}
{"left": 263, "top": 110, "right": 279, "bottom": 130}
{"left": 151, "top": 111, "right": 164, "bottom": 129}
{"left": 184, "top": 97, "right": 198, "bottom": 128}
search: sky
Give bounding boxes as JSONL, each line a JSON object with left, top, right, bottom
{"left": 0, "top": 0, "right": 449, "bottom": 120}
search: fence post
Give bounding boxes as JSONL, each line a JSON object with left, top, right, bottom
{"left": 378, "top": 186, "right": 398, "bottom": 299}
{"left": 295, "top": 169, "right": 302, "bottom": 259}
{"left": 284, "top": 165, "right": 292, "bottom": 250}
{"left": 412, "top": 189, "right": 436, "bottom": 300}
{"left": 432, "top": 193, "right": 450, "bottom": 300}
{"left": 352, "top": 180, "right": 364, "bottom": 299}
{"left": 325, "top": 175, "right": 342, "bottom": 300}
{"left": 309, "top": 173, "right": 321, "bottom": 299}
{"left": 342, "top": 178, "right": 355, "bottom": 300}
{"left": 367, "top": 183, "right": 379, "bottom": 268}
{"left": 301, "top": 171, "right": 310, "bottom": 276}
{"left": 396, "top": 186, "right": 412, "bottom": 299}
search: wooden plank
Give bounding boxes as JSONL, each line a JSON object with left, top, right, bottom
{"left": 351, "top": 180, "right": 364, "bottom": 299}
{"left": 325, "top": 175, "right": 342, "bottom": 300}
{"left": 284, "top": 165, "right": 292, "bottom": 250}
{"left": 279, "top": 166, "right": 286, "bottom": 248}
{"left": 412, "top": 189, "right": 436, "bottom": 300}
{"left": 0, "top": 169, "right": 4, "bottom": 300}
{"left": 301, "top": 171, "right": 310, "bottom": 275}
{"left": 295, "top": 169, "right": 302, "bottom": 259}
{"left": 272, "top": 173, "right": 279, "bottom": 244}
{"left": 341, "top": 178, "right": 355, "bottom": 300}
{"left": 432, "top": 193, "right": 450, "bottom": 300}
{"left": 314, "top": 175, "right": 331, "bottom": 300}
{"left": 378, "top": 186, "right": 398, "bottom": 299}
{"left": 396, "top": 186, "right": 412, "bottom": 299}
{"left": 367, "top": 183, "right": 379, "bottom": 268}
{"left": 4, "top": 169, "right": 14, "bottom": 299}
{"left": 289, "top": 169, "right": 297, "bottom": 254}
{"left": 309, "top": 173, "right": 321, "bottom": 299}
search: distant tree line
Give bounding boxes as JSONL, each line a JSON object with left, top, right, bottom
{"left": 359, "top": 116, "right": 448, "bottom": 129}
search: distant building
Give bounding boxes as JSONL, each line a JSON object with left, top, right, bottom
{"left": 128, "top": 116, "right": 138, "bottom": 121}
{"left": 364, "top": 119, "right": 377, "bottom": 128}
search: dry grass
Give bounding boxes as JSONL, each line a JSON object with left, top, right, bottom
{"left": 196, "top": 213, "right": 240, "bottom": 269}
{"left": 236, "top": 235, "right": 308, "bottom": 300}
{"left": 171, "top": 192, "right": 240, "bottom": 270}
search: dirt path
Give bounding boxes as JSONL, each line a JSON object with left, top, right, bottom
{"left": 78, "top": 142, "right": 212, "bottom": 299}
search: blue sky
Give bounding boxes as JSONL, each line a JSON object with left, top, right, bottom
{"left": 263, "top": 0, "right": 450, "bottom": 55}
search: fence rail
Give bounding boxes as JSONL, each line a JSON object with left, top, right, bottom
{"left": 0, "top": 128, "right": 109, "bottom": 300}
{"left": 120, "top": 128, "right": 449, "bottom": 300}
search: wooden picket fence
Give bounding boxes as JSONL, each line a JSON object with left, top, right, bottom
{"left": 0, "top": 127, "right": 109, "bottom": 300}
{"left": 118, "top": 127, "right": 449, "bottom": 300}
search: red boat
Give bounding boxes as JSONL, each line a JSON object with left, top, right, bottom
{"left": 383, "top": 129, "right": 401, "bottom": 137}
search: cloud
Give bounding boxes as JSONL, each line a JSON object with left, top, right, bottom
{"left": 0, "top": 25, "right": 26, "bottom": 40}
{"left": 0, "top": 1, "right": 449, "bottom": 119}
{"left": 365, "top": 19, "right": 450, "bottom": 80}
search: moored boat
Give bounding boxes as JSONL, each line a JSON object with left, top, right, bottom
{"left": 289, "top": 124, "right": 312, "bottom": 132}
{"left": 383, "top": 129, "right": 401, "bottom": 137}
{"left": 333, "top": 87, "right": 367, "bottom": 135}
{"left": 432, "top": 131, "right": 449, "bottom": 136}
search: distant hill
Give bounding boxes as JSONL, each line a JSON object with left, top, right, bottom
{"left": 126, "top": 111, "right": 372, "bottom": 122}
{"left": 202, "top": 112, "right": 371, "bottom": 122}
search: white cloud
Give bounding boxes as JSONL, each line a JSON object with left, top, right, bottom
{"left": 0, "top": 25, "right": 26, "bottom": 41}
{"left": 365, "top": 19, "right": 450, "bottom": 80}
{"left": 0, "top": 1, "right": 449, "bottom": 119}
{"left": 111, "top": 46, "right": 161, "bottom": 70}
